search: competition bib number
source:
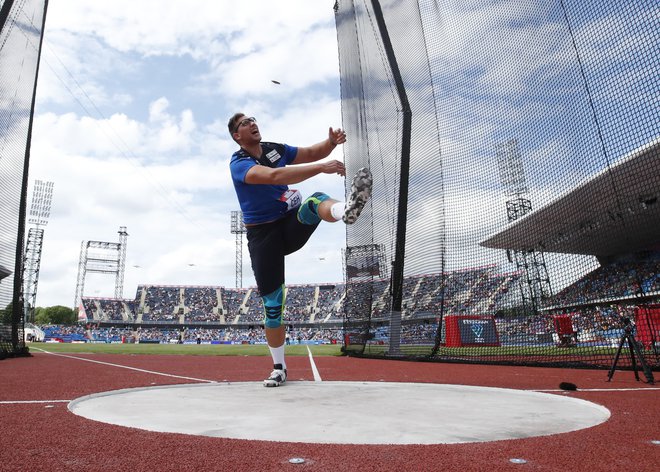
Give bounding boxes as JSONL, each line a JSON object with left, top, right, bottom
{"left": 280, "top": 189, "right": 302, "bottom": 211}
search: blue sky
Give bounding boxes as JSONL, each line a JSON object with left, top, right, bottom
{"left": 30, "top": 1, "right": 347, "bottom": 307}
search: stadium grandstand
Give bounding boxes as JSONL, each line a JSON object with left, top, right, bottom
{"left": 66, "top": 248, "right": 656, "bottom": 352}
{"left": 76, "top": 265, "right": 517, "bottom": 328}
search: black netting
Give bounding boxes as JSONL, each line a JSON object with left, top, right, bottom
{"left": 0, "top": 0, "right": 48, "bottom": 356}
{"left": 336, "top": 0, "right": 659, "bottom": 370}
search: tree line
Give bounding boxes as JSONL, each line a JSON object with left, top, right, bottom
{"left": 1, "top": 304, "right": 76, "bottom": 325}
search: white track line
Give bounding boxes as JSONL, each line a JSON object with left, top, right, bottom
{"left": 306, "top": 345, "right": 322, "bottom": 382}
{"left": 1, "top": 400, "right": 70, "bottom": 404}
{"left": 32, "top": 347, "right": 216, "bottom": 383}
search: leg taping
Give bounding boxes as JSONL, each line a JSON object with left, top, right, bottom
{"left": 262, "top": 284, "right": 286, "bottom": 328}
{"left": 297, "top": 192, "right": 330, "bottom": 225}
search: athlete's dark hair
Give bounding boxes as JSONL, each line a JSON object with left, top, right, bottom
{"left": 228, "top": 112, "right": 246, "bottom": 137}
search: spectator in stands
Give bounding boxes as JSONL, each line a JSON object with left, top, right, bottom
{"left": 228, "top": 112, "right": 372, "bottom": 387}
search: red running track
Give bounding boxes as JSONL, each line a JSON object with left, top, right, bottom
{"left": 0, "top": 351, "right": 658, "bottom": 471}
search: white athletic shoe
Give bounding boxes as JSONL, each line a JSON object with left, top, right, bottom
{"left": 343, "top": 167, "right": 373, "bottom": 224}
{"left": 263, "top": 365, "right": 287, "bottom": 387}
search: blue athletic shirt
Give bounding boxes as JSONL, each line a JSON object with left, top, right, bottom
{"left": 230, "top": 142, "right": 299, "bottom": 224}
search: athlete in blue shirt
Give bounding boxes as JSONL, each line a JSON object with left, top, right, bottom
{"left": 228, "top": 112, "right": 372, "bottom": 387}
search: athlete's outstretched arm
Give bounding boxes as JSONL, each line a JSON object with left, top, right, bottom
{"left": 245, "top": 160, "right": 346, "bottom": 185}
{"left": 291, "top": 127, "right": 347, "bottom": 165}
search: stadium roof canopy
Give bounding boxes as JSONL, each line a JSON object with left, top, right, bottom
{"left": 481, "top": 138, "right": 660, "bottom": 257}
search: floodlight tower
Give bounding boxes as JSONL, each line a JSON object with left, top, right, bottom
{"left": 115, "top": 226, "right": 128, "bottom": 298}
{"left": 23, "top": 180, "right": 54, "bottom": 323}
{"left": 230, "top": 211, "right": 247, "bottom": 288}
{"left": 73, "top": 226, "right": 128, "bottom": 309}
{"left": 496, "top": 139, "right": 552, "bottom": 313}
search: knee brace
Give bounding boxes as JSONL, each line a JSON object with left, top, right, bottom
{"left": 262, "top": 284, "right": 286, "bottom": 328}
{"left": 297, "top": 192, "right": 330, "bottom": 225}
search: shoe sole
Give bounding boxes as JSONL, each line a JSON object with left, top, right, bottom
{"left": 263, "top": 370, "right": 287, "bottom": 387}
{"left": 263, "top": 380, "right": 284, "bottom": 387}
{"left": 343, "top": 168, "right": 373, "bottom": 224}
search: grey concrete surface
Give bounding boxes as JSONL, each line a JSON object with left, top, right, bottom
{"left": 68, "top": 381, "right": 610, "bottom": 444}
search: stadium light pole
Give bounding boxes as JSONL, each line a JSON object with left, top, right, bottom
{"left": 496, "top": 139, "right": 552, "bottom": 313}
{"left": 23, "top": 180, "right": 54, "bottom": 323}
{"left": 230, "top": 211, "right": 247, "bottom": 288}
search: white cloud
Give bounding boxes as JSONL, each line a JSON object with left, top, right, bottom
{"left": 44, "top": 1, "right": 335, "bottom": 62}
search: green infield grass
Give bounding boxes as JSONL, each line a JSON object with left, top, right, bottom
{"left": 30, "top": 342, "right": 343, "bottom": 357}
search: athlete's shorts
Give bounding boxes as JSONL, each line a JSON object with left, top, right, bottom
{"left": 246, "top": 208, "right": 320, "bottom": 296}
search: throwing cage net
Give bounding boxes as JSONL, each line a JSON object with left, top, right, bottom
{"left": 335, "top": 0, "right": 659, "bottom": 369}
{"left": 0, "top": 0, "right": 48, "bottom": 358}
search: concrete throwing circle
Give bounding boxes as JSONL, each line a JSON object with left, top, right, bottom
{"left": 68, "top": 381, "right": 610, "bottom": 444}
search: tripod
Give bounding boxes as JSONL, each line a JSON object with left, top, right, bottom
{"left": 607, "top": 318, "right": 654, "bottom": 384}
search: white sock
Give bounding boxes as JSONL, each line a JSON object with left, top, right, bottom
{"left": 269, "top": 343, "right": 286, "bottom": 369}
{"left": 330, "top": 201, "right": 345, "bottom": 221}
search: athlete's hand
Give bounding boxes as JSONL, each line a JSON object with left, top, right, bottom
{"left": 319, "top": 159, "right": 346, "bottom": 177}
{"left": 329, "top": 127, "right": 347, "bottom": 146}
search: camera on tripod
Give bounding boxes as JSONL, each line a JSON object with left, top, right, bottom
{"left": 621, "top": 317, "right": 634, "bottom": 334}
{"left": 607, "top": 315, "right": 654, "bottom": 384}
